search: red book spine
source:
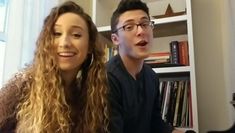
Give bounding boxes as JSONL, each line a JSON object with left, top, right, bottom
{"left": 178, "top": 41, "right": 189, "bottom": 66}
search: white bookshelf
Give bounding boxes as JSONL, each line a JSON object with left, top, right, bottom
{"left": 91, "top": 0, "right": 198, "bottom": 132}
{"left": 153, "top": 66, "right": 191, "bottom": 74}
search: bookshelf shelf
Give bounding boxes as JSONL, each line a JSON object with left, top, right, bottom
{"left": 153, "top": 66, "right": 191, "bottom": 74}
{"left": 152, "top": 14, "right": 187, "bottom": 25}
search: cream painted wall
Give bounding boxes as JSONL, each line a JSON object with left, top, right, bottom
{"left": 192, "top": 0, "right": 235, "bottom": 132}
{"left": 59, "top": 0, "right": 92, "bottom": 16}
{"left": 221, "top": 0, "right": 235, "bottom": 125}
{"left": 76, "top": 0, "right": 92, "bottom": 16}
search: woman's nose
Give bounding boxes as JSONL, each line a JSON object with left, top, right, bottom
{"left": 59, "top": 35, "right": 71, "bottom": 48}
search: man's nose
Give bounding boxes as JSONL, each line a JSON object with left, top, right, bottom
{"left": 136, "top": 25, "right": 145, "bottom": 36}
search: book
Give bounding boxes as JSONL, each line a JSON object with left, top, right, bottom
{"left": 167, "top": 81, "right": 178, "bottom": 125}
{"left": 170, "top": 41, "right": 179, "bottom": 64}
{"left": 145, "top": 52, "right": 170, "bottom": 65}
{"left": 178, "top": 41, "right": 189, "bottom": 66}
{"left": 160, "top": 81, "right": 167, "bottom": 114}
{"left": 162, "top": 81, "right": 171, "bottom": 121}
{"left": 176, "top": 80, "right": 185, "bottom": 126}
{"left": 146, "top": 52, "right": 170, "bottom": 60}
{"left": 188, "top": 83, "right": 193, "bottom": 127}
{"left": 173, "top": 80, "right": 181, "bottom": 126}
{"left": 180, "top": 80, "right": 189, "bottom": 127}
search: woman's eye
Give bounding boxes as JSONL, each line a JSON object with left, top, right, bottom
{"left": 53, "top": 32, "right": 61, "bottom": 37}
{"left": 73, "top": 33, "right": 81, "bottom": 38}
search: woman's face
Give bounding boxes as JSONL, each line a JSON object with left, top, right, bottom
{"left": 53, "top": 12, "right": 89, "bottom": 73}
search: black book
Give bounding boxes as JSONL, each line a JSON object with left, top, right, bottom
{"left": 170, "top": 41, "right": 180, "bottom": 64}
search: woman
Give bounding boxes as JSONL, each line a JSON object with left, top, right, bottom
{"left": 0, "top": 1, "right": 109, "bottom": 133}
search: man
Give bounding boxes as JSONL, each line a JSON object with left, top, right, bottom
{"left": 106, "top": 0, "right": 184, "bottom": 133}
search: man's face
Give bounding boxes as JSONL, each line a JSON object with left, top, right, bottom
{"left": 111, "top": 10, "right": 153, "bottom": 60}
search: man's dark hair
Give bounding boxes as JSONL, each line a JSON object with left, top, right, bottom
{"left": 111, "top": 0, "right": 150, "bottom": 33}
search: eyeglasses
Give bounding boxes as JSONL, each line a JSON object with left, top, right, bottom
{"left": 113, "top": 21, "right": 154, "bottom": 33}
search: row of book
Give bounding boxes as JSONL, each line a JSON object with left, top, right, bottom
{"left": 145, "top": 40, "right": 189, "bottom": 67}
{"left": 104, "top": 45, "right": 118, "bottom": 62}
{"left": 159, "top": 79, "right": 193, "bottom": 128}
{"left": 170, "top": 40, "right": 189, "bottom": 65}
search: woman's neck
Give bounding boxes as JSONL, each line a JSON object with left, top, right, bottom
{"left": 61, "top": 69, "right": 78, "bottom": 89}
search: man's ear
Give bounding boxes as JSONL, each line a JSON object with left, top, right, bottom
{"left": 111, "top": 33, "right": 119, "bottom": 46}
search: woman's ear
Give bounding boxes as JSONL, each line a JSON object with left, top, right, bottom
{"left": 111, "top": 33, "right": 119, "bottom": 46}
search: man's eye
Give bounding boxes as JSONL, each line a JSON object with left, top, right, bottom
{"left": 124, "top": 24, "right": 135, "bottom": 31}
{"left": 141, "top": 22, "right": 149, "bottom": 27}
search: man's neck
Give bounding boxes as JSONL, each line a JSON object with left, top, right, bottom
{"left": 120, "top": 54, "right": 144, "bottom": 80}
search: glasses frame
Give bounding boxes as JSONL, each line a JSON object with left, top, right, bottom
{"left": 113, "top": 21, "right": 155, "bottom": 33}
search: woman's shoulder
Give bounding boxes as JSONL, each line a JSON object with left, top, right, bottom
{"left": 0, "top": 70, "right": 31, "bottom": 129}
{"left": 1, "top": 71, "right": 31, "bottom": 92}
{"left": 1, "top": 70, "right": 32, "bottom": 100}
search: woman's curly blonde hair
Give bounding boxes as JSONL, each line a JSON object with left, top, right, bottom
{"left": 16, "top": 1, "right": 109, "bottom": 133}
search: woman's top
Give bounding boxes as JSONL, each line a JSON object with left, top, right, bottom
{"left": 0, "top": 72, "right": 81, "bottom": 132}
{"left": 0, "top": 72, "right": 27, "bottom": 132}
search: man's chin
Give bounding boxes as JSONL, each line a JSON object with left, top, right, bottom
{"left": 134, "top": 54, "right": 149, "bottom": 60}
{"left": 139, "top": 53, "right": 150, "bottom": 59}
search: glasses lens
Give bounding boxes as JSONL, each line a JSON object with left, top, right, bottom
{"left": 123, "top": 24, "right": 135, "bottom": 31}
{"left": 115, "top": 21, "right": 154, "bottom": 33}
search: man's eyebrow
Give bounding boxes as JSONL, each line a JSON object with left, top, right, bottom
{"left": 123, "top": 17, "right": 149, "bottom": 24}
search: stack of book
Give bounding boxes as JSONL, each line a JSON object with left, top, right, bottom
{"left": 145, "top": 52, "right": 171, "bottom": 67}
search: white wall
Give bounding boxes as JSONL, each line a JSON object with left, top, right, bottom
{"left": 3, "top": 0, "right": 25, "bottom": 84}
{"left": 192, "top": 0, "right": 235, "bottom": 132}
{"left": 2, "top": 0, "right": 59, "bottom": 84}
{"left": 0, "top": 44, "right": 5, "bottom": 87}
